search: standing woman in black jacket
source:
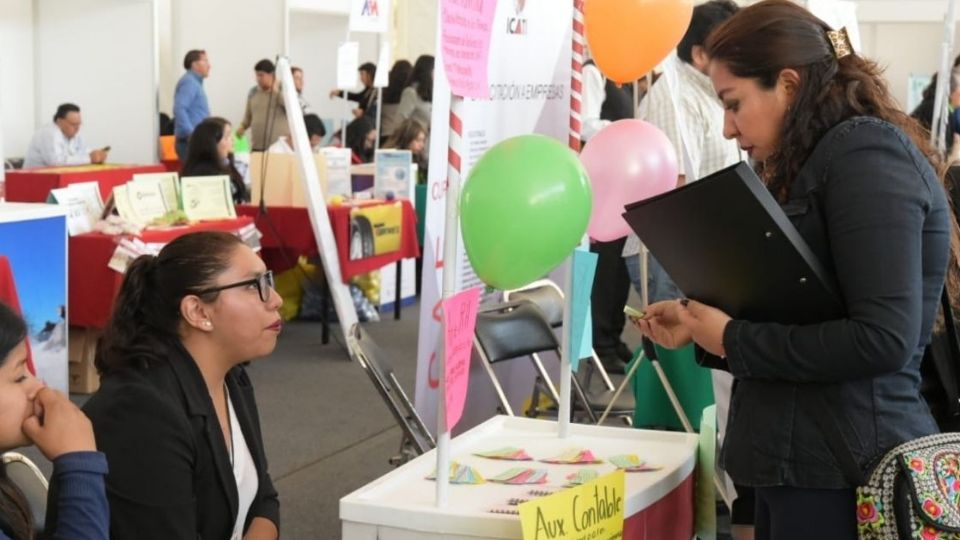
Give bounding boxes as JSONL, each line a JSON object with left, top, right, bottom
{"left": 46, "top": 232, "right": 282, "bottom": 539}
{"left": 182, "top": 117, "right": 248, "bottom": 204}
{"left": 636, "top": 1, "right": 960, "bottom": 538}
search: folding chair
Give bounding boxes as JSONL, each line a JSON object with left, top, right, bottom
{"left": 504, "top": 279, "right": 635, "bottom": 424}
{"left": 473, "top": 301, "right": 598, "bottom": 423}
{"left": 3, "top": 452, "right": 48, "bottom": 536}
{"left": 347, "top": 323, "right": 435, "bottom": 465}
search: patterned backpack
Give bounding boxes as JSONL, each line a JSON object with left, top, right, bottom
{"left": 855, "top": 433, "right": 960, "bottom": 539}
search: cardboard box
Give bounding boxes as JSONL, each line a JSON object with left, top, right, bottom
{"left": 249, "top": 152, "right": 328, "bottom": 207}
{"left": 67, "top": 327, "right": 100, "bottom": 394}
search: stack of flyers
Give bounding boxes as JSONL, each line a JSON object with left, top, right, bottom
{"left": 565, "top": 469, "right": 600, "bottom": 486}
{"left": 540, "top": 448, "right": 603, "bottom": 465}
{"left": 426, "top": 462, "right": 485, "bottom": 484}
{"left": 488, "top": 467, "right": 549, "bottom": 485}
{"left": 473, "top": 447, "right": 533, "bottom": 461}
{"left": 608, "top": 454, "right": 662, "bottom": 472}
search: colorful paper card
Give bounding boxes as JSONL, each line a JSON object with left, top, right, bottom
{"left": 426, "top": 461, "right": 485, "bottom": 485}
{"left": 608, "top": 454, "right": 662, "bottom": 472}
{"left": 439, "top": 0, "right": 497, "bottom": 98}
{"left": 489, "top": 467, "right": 549, "bottom": 485}
{"left": 519, "top": 470, "right": 624, "bottom": 540}
{"left": 374, "top": 149, "right": 413, "bottom": 199}
{"left": 540, "top": 448, "right": 602, "bottom": 465}
{"left": 569, "top": 248, "right": 598, "bottom": 371}
{"left": 442, "top": 286, "right": 482, "bottom": 431}
{"left": 565, "top": 469, "right": 599, "bottom": 486}
{"left": 474, "top": 447, "right": 533, "bottom": 461}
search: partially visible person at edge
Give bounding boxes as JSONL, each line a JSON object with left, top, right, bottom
{"left": 44, "top": 232, "right": 282, "bottom": 539}
{"left": 346, "top": 116, "right": 376, "bottom": 164}
{"left": 181, "top": 117, "right": 248, "bottom": 204}
{"left": 634, "top": 1, "right": 959, "bottom": 538}
{"left": 0, "top": 301, "right": 109, "bottom": 540}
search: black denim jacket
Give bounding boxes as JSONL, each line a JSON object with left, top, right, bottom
{"left": 704, "top": 116, "right": 951, "bottom": 488}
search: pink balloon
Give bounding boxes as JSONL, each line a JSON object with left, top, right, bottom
{"left": 581, "top": 120, "right": 679, "bottom": 241}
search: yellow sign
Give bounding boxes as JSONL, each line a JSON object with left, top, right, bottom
{"left": 519, "top": 470, "right": 625, "bottom": 540}
{"left": 348, "top": 203, "right": 402, "bottom": 260}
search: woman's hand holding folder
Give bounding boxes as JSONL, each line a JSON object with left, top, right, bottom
{"left": 633, "top": 299, "right": 732, "bottom": 358}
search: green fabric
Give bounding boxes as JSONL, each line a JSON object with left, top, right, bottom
{"left": 632, "top": 344, "right": 715, "bottom": 430}
{"left": 415, "top": 183, "right": 427, "bottom": 246}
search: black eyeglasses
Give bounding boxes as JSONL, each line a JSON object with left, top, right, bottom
{"left": 194, "top": 271, "right": 275, "bottom": 303}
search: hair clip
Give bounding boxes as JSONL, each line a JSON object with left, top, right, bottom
{"left": 826, "top": 27, "right": 853, "bottom": 60}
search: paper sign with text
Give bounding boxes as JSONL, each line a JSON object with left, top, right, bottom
{"left": 349, "top": 0, "right": 390, "bottom": 33}
{"left": 570, "top": 248, "right": 598, "bottom": 372}
{"left": 337, "top": 42, "right": 360, "bottom": 90}
{"left": 442, "top": 286, "right": 482, "bottom": 431}
{"left": 373, "top": 42, "right": 390, "bottom": 88}
{"left": 519, "top": 470, "right": 625, "bottom": 540}
{"left": 439, "top": 0, "right": 497, "bottom": 98}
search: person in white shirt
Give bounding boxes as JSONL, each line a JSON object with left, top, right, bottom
{"left": 23, "top": 103, "right": 108, "bottom": 168}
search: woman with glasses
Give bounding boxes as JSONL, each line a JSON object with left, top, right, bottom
{"left": 45, "top": 231, "right": 282, "bottom": 540}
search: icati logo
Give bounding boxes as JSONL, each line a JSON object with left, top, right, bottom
{"left": 507, "top": 0, "right": 528, "bottom": 35}
{"left": 361, "top": 0, "right": 379, "bottom": 17}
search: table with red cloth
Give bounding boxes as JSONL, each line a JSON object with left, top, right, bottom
{"left": 236, "top": 201, "right": 420, "bottom": 281}
{"left": 69, "top": 217, "right": 254, "bottom": 329}
{"left": 6, "top": 163, "right": 168, "bottom": 203}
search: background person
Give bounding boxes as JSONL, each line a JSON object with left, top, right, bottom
{"left": 23, "top": 104, "right": 108, "bottom": 168}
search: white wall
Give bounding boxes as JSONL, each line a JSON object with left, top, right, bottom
{"left": 34, "top": 0, "right": 157, "bottom": 163}
{"left": 288, "top": 9, "right": 380, "bottom": 123}
{"left": 156, "top": 0, "right": 173, "bottom": 115}
{"left": 394, "top": 0, "right": 437, "bottom": 63}
{"left": 0, "top": 0, "right": 36, "bottom": 159}
{"left": 167, "top": 0, "right": 284, "bottom": 128}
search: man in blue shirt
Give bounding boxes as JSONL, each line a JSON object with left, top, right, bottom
{"left": 173, "top": 49, "right": 210, "bottom": 160}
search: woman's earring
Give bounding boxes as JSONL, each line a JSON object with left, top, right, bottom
{"left": 203, "top": 320, "right": 213, "bottom": 329}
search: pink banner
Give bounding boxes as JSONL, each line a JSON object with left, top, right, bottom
{"left": 439, "top": 0, "right": 497, "bottom": 98}
{"left": 442, "top": 286, "right": 482, "bottom": 431}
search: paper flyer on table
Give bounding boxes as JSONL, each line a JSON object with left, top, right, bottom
{"left": 127, "top": 178, "right": 170, "bottom": 224}
{"left": 374, "top": 149, "right": 413, "bottom": 199}
{"left": 133, "top": 172, "right": 180, "bottom": 211}
{"left": 442, "top": 286, "right": 482, "bottom": 431}
{"left": 180, "top": 175, "right": 236, "bottom": 221}
{"left": 48, "top": 182, "right": 103, "bottom": 235}
{"left": 320, "top": 148, "right": 352, "bottom": 199}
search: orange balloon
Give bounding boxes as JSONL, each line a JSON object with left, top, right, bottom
{"left": 584, "top": 0, "right": 694, "bottom": 84}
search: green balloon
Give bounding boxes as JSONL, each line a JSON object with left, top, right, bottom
{"left": 460, "top": 135, "right": 592, "bottom": 290}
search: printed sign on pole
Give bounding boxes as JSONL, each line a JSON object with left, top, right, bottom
{"left": 439, "top": 0, "right": 498, "bottom": 98}
{"left": 337, "top": 42, "right": 360, "bottom": 90}
{"left": 349, "top": 0, "right": 390, "bottom": 33}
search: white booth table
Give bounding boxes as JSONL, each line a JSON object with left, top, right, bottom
{"left": 340, "top": 416, "right": 698, "bottom": 539}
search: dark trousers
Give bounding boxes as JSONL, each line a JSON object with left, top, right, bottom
{"left": 755, "top": 486, "right": 856, "bottom": 539}
{"left": 590, "top": 237, "right": 632, "bottom": 362}
{"left": 175, "top": 137, "right": 189, "bottom": 161}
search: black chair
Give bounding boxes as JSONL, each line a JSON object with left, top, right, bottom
{"left": 2, "top": 452, "right": 48, "bottom": 536}
{"left": 473, "top": 301, "right": 598, "bottom": 423}
{"left": 347, "top": 324, "right": 435, "bottom": 465}
{"left": 504, "top": 280, "right": 635, "bottom": 424}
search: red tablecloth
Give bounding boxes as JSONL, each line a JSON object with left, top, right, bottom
{"left": 6, "top": 163, "right": 168, "bottom": 203}
{"left": 623, "top": 473, "right": 695, "bottom": 539}
{"left": 236, "top": 201, "right": 419, "bottom": 281}
{"left": 69, "top": 217, "right": 254, "bottom": 329}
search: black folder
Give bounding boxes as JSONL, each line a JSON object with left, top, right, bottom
{"left": 621, "top": 161, "right": 844, "bottom": 325}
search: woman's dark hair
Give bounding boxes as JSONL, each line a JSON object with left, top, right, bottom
{"left": 182, "top": 117, "right": 247, "bottom": 203}
{"left": 304, "top": 114, "right": 326, "bottom": 140}
{"left": 346, "top": 116, "right": 376, "bottom": 163}
{"left": 705, "top": 0, "right": 960, "bottom": 318}
{"left": 0, "top": 302, "right": 31, "bottom": 540}
{"left": 383, "top": 60, "right": 413, "bottom": 104}
{"left": 409, "top": 55, "right": 435, "bottom": 102}
{"left": 95, "top": 232, "right": 243, "bottom": 374}
{"left": 385, "top": 118, "right": 428, "bottom": 182}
